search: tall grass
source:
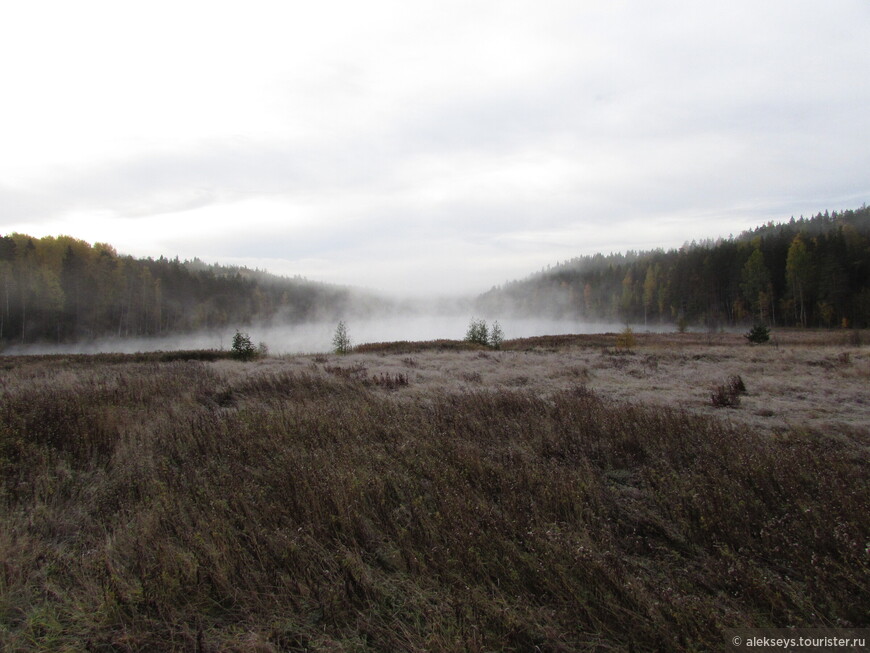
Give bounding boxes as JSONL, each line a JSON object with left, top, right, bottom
{"left": 0, "top": 356, "right": 867, "bottom": 651}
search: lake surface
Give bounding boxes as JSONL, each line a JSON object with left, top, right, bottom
{"left": 4, "top": 315, "right": 674, "bottom": 356}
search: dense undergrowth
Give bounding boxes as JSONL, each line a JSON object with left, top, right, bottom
{"left": 0, "top": 355, "right": 867, "bottom": 651}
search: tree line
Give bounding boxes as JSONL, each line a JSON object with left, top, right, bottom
{"left": 476, "top": 206, "right": 870, "bottom": 328}
{"left": 0, "top": 234, "right": 381, "bottom": 345}
{"left": 4, "top": 206, "right": 869, "bottom": 345}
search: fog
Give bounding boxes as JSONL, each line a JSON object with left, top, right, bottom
{"left": 0, "top": 315, "right": 675, "bottom": 357}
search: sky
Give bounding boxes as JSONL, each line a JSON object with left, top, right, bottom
{"left": 1, "top": 1, "right": 868, "bottom": 297}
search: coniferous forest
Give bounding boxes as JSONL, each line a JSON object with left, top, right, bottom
{"left": 0, "top": 235, "right": 385, "bottom": 345}
{"left": 477, "top": 206, "right": 870, "bottom": 329}
{"left": 2, "top": 206, "right": 869, "bottom": 346}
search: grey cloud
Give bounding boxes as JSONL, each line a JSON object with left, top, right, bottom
{"left": 0, "top": 139, "right": 374, "bottom": 224}
{"left": 2, "top": 1, "right": 868, "bottom": 299}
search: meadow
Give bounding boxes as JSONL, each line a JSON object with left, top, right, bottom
{"left": 0, "top": 330, "right": 868, "bottom": 651}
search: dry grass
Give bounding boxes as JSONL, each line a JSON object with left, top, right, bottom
{"left": 294, "top": 330, "right": 870, "bottom": 440}
{"left": 0, "top": 330, "right": 868, "bottom": 651}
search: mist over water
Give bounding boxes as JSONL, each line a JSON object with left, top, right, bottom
{"left": 1, "top": 314, "right": 676, "bottom": 357}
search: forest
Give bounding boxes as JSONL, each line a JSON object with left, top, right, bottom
{"left": 476, "top": 206, "right": 870, "bottom": 329}
{"left": 0, "top": 234, "right": 385, "bottom": 345}
{"left": 2, "top": 206, "right": 869, "bottom": 346}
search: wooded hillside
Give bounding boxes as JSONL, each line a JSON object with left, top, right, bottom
{"left": 4, "top": 206, "right": 869, "bottom": 345}
{"left": 477, "top": 206, "right": 870, "bottom": 328}
{"left": 0, "top": 235, "right": 382, "bottom": 345}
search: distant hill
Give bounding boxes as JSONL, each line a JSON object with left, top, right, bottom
{"left": 5, "top": 206, "right": 870, "bottom": 345}
{"left": 0, "top": 234, "right": 390, "bottom": 345}
{"left": 475, "top": 206, "right": 870, "bottom": 328}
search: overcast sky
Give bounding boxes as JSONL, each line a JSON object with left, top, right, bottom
{"left": 1, "top": 1, "right": 868, "bottom": 296}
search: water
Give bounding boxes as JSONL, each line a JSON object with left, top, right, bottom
{"left": 2, "top": 315, "right": 672, "bottom": 356}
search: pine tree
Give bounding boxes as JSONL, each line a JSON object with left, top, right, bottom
{"left": 489, "top": 321, "right": 504, "bottom": 349}
{"left": 333, "top": 321, "right": 351, "bottom": 354}
{"left": 231, "top": 330, "right": 256, "bottom": 360}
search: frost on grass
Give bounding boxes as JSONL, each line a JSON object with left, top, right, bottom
{"left": 0, "top": 331, "right": 867, "bottom": 651}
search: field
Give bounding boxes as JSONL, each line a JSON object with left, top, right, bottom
{"left": 1, "top": 330, "right": 868, "bottom": 651}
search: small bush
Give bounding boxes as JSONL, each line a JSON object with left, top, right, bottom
{"left": 711, "top": 375, "right": 746, "bottom": 408}
{"left": 489, "top": 320, "right": 504, "bottom": 349}
{"left": 231, "top": 330, "right": 257, "bottom": 360}
{"left": 677, "top": 315, "right": 689, "bottom": 333}
{"left": 744, "top": 324, "right": 770, "bottom": 344}
{"left": 711, "top": 384, "right": 740, "bottom": 408}
{"left": 465, "top": 318, "right": 489, "bottom": 346}
{"left": 333, "top": 321, "right": 351, "bottom": 354}
{"left": 728, "top": 374, "right": 746, "bottom": 394}
{"left": 616, "top": 326, "right": 637, "bottom": 351}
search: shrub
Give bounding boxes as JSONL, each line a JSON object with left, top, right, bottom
{"left": 677, "top": 315, "right": 689, "bottom": 333}
{"left": 489, "top": 320, "right": 504, "bottom": 349}
{"left": 711, "top": 384, "right": 739, "bottom": 408}
{"left": 333, "top": 321, "right": 351, "bottom": 354}
{"left": 616, "top": 326, "right": 636, "bottom": 351}
{"left": 231, "top": 330, "right": 257, "bottom": 360}
{"left": 465, "top": 318, "right": 504, "bottom": 349}
{"left": 711, "top": 375, "right": 746, "bottom": 408}
{"left": 745, "top": 323, "right": 770, "bottom": 344}
{"left": 728, "top": 374, "right": 746, "bottom": 394}
{"left": 465, "top": 318, "right": 489, "bottom": 346}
